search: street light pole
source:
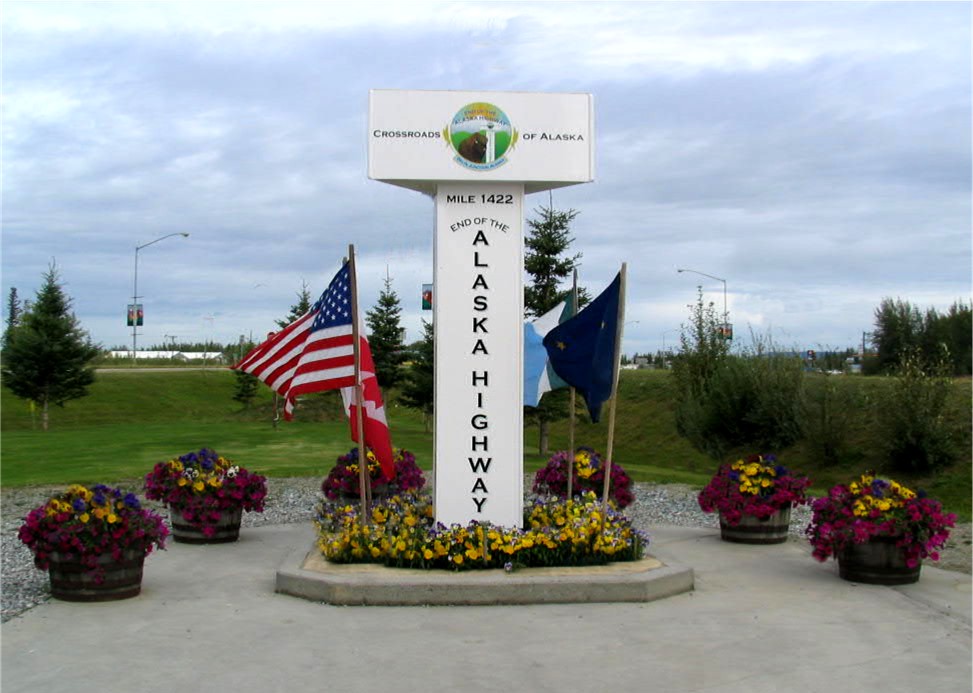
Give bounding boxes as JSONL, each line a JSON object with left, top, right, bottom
{"left": 132, "top": 233, "right": 189, "bottom": 366}
{"left": 677, "top": 267, "right": 728, "bottom": 327}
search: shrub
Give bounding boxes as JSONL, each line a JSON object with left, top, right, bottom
{"left": 801, "top": 374, "right": 865, "bottom": 467}
{"left": 877, "top": 349, "right": 954, "bottom": 473}
{"left": 674, "top": 352, "right": 804, "bottom": 460}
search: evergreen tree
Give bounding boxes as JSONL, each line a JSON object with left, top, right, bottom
{"left": 523, "top": 201, "right": 588, "bottom": 454}
{"left": 524, "top": 203, "right": 587, "bottom": 318}
{"left": 2, "top": 287, "right": 21, "bottom": 351}
{"left": 276, "top": 280, "right": 312, "bottom": 328}
{"left": 400, "top": 320, "right": 434, "bottom": 431}
{"left": 2, "top": 264, "right": 100, "bottom": 430}
{"left": 232, "top": 335, "right": 259, "bottom": 408}
{"left": 365, "top": 271, "right": 406, "bottom": 389}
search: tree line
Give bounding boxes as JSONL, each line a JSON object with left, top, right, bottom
{"left": 868, "top": 297, "right": 971, "bottom": 376}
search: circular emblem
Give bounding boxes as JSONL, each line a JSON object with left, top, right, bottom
{"left": 443, "top": 102, "right": 518, "bottom": 170}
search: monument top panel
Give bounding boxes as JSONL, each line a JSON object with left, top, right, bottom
{"left": 368, "top": 89, "right": 594, "bottom": 195}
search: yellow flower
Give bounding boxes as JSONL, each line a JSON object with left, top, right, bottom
{"left": 107, "top": 513, "right": 119, "bottom": 524}
{"left": 79, "top": 513, "right": 90, "bottom": 524}
{"left": 370, "top": 546, "right": 382, "bottom": 558}
{"left": 193, "top": 481, "right": 205, "bottom": 492}
{"left": 453, "top": 554, "right": 464, "bottom": 565}
{"left": 177, "top": 478, "right": 188, "bottom": 487}
{"left": 423, "top": 548, "right": 434, "bottom": 560}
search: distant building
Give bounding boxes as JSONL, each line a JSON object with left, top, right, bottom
{"left": 106, "top": 350, "right": 224, "bottom": 362}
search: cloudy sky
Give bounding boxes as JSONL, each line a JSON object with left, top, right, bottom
{"left": 3, "top": 1, "right": 970, "bottom": 358}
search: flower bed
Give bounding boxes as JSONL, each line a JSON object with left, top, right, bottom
{"left": 321, "top": 447, "right": 425, "bottom": 500}
{"left": 806, "top": 473, "right": 956, "bottom": 568}
{"left": 316, "top": 491, "right": 646, "bottom": 570}
{"left": 17, "top": 484, "right": 168, "bottom": 581}
{"left": 144, "top": 448, "right": 267, "bottom": 538}
{"left": 532, "top": 447, "right": 635, "bottom": 509}
{"left": 698, "top": 454, "right": 811, "bottom": 526}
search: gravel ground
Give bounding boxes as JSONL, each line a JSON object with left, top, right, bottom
{"left": 3, "top": 477, "right": 970, "bottom": 623}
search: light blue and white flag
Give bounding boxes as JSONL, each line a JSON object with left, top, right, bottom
{"left": 523, "top": 296, "right": 574, "bottom": 407}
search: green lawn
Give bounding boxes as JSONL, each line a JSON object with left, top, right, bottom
{"left": 2, "top": 368, "right": 970, "bottom": 520}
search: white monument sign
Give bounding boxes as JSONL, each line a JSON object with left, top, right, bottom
{"left": 368, "top": 90, "right": 593, "bottom": 527}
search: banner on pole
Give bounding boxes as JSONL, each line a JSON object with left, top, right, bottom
{"left": 127, "top": 304, "right": 143, "bottom": 327}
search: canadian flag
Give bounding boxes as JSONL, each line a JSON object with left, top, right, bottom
{"left": 340, "top": 337, "right": 395, "bottom": 481}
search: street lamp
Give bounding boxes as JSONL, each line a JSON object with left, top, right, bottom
{"left": 661, "top": 328, "right": 679, "bottom": 354}
{"left": 132, "top": 233, "right": 189, "bottom": 364}
{"left": 677, "top": 267, "right": 728, "bottom": 327}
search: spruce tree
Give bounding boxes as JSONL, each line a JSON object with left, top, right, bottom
{"left": 2, "top": 265, "right": 100, "bottom": 430}
{"left": 524, "top": 203, "right": 589, "bottom": 318}
{"left": 523, "top": 201, "right": 588, "bottom": 454}
{"left": 400, "top": 320, "right": 434, "bottom": 431}
{"left": 365, "top": 271, "right": 406, "bottom": 389}
{"left": 2, "top": 287, "right": 21, "bottom": 351}
{"left": 276, "top": 280, "right": 313, "bottom": 329}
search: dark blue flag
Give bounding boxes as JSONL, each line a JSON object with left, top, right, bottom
{"left": 543, "top": 272, "right": 622, "bottom": 422}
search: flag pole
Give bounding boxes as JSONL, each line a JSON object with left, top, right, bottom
{"left": 349, "top": 244, "right": 370, "bottom": 527}
{"left": 601, "top": 263, "right": 627, "bottom": 509}
{"left": 567, "top": 269, "right": 578, "bottom": 502}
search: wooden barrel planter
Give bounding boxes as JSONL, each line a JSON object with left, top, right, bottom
{"left": 48, "top": 549, "right": 145, "bottom": 602}
{"left": 719, "top": 508, "right": 791, "bottom": 544}
{"left": 169, "top": 505, "right": 243, "bottom": 544}
{"left": 838, "top": 537, "right": 921, "bottom": 585}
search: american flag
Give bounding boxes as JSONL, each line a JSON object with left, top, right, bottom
{"left": 233, "top": 262, "right": 395, "bottom": 479}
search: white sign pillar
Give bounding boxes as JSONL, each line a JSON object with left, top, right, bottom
{"left": 368, "top": 89, "right": 593, "bottom": 528}
{"left": 434, "top": 183, "right": 524, "bottom": 526}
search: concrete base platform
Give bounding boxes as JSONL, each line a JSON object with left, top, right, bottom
{"left": 275, "top": 543, "right": 695, "bottom": 605}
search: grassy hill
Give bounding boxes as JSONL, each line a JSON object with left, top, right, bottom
{"left": 2, "top": 368, "right": 969, "bottom": 519}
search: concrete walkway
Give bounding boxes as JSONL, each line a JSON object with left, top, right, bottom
{"left": 2, "top": 523, "right": 970, "bottom": 693}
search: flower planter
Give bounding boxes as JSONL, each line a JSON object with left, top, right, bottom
{"left": 719, "top": 507, "right": 791, "bottom": 544}
{"left": 169, "top": 505, "right": 243, "bottom": 544}
{"left": 837, "top": 537, "right": 921, "bottom": 585}
{"left": 48, "top": 548, "right": 145, "bottom": 602}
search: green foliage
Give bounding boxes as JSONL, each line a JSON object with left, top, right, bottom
{"left": 232, "top": 369, "right": 260, "bottom": 408}
{"left": 523, "top": 201, "right": 590, "bottom": 453}
{"left": 399, "top": 320, "right": 434, "bottom": 429}
{"left": 871, "top": 297, "right": 971, "bottom": 376}
{"left": 877, "top": 348, "right": 955, "bottom": 473}
{"left": 365, "top": 272, "right": 406, "bottom": 389}
{"left": 1, "top": 265, "right": 100, "bottom": 430}
{"left": 3, "top": 286, "right": 21, "bottom": 350}
{"left": 670, "top": 288, "right": 731, "bottom": 457}
{"left": 672, "top": 293, "right": 804, "bottom": 459}
{"left": 523, "top": 203, "right": 588, "bottom": 317}
{"left": 2, "top": 368, "right": 969, "bottom": 520}
{"left": 276, "top": 280, "right": 313, "bottom": 329}
{"left": 801, "top": 373, "right": 865, "bottom": 467}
